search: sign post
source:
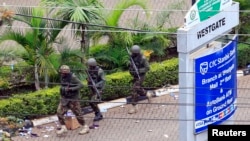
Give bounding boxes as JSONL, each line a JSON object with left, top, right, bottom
{"left": 177, "top": 1, "right": 239, "bottom": 141}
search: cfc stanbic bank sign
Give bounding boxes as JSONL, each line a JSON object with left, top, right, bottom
{"left": 194, "top": 35, "right": 238, "bottom": 134}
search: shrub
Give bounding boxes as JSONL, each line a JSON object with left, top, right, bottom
{"left": 0, "top": 78, "right": 9, "bottom": 89}
{"left": 0, "top": 87, "right": 60, "bottom": 119}
{"left": 237, "top": 43, "right": 250, "bottom": 68}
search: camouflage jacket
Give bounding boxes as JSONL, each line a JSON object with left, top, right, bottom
{"left": 60, "top": 73, "right": 83, "bottom": 99}
{"left": 87, "top": 66, "right": 105, "bottom": 90}
{"left": 129, "top": 53, "right": 150, "bottom": 77}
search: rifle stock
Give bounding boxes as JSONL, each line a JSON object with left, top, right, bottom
{"left": 126, "top": 47, "right": 140, "bottom": 80}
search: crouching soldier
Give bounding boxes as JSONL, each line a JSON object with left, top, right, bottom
{"left": 86, "top": 58, "right": 105, "bottom": 128}
{"left": 56, "top": 65, "right": 89, "bottom": 135}
{"left": 128, "top": 45, "right": 152, "bottom": 114}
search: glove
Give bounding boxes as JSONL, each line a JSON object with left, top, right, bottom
{"left": 64, "top": 87, "right": 70, "bottom": 92}
{"left": 67, "top": 88, "right": 72, "bottom": 91}
{"left": 60, "top": 87, "right": 71, "bottom": 96}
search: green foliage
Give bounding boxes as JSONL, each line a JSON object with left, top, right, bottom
{"left": 57, "top": 45, "right": 86, "bottom": 80}
{"left": 0, "top": 7, "right": 65, "bottom": 90}
{"left": 90, "top": 45, "right": 129, "bottom": 73}
{"left": 90, "top": 0, "right": 149, "bottom": 56}
{"left": 103, "top": 71, "right": 132, "bottom": 100}
{"left": 42, "top": 0, "right": 104, "bottom": 59}
{"left": 0, "top": 66, "right": 11, "bottom": 78}
{"left": 139, "top": 32, "right": 171, "bottom": 57}
{"left": 144, "top": 58, "right": 178, "bottom": 87}
{"left": 237, "top": 43, "right": 250, "bottom": 68}
{"left": 126, "top": 0, "right": 184, "bottom": 59}
{"left": 234, "top": 0, "right": 250, "bottom": 42}
{"left": 105, "top": 0, "right": 148, "bottom": 27}
{"left": 0, "top": 63, "right": 30, "bottom": 89}
{"left": 0, "top": 78, "right": 9, "bottom": 89}
{"left": 89, "top": 44, "right": 109, "bottom": 54}
{"left": 0, "top": 87, "right": 60, "bottom": 119}
{"left": 235, "top": 0, "right": 250, "bottom": 10}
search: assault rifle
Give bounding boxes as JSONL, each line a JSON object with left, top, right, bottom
{"left": 86, "top": 70, "right": 101, "bottom": 99}
{"left": 126, "top": 47, "right": 140, "bottom": 80}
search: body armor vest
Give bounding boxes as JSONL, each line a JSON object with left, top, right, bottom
{"left": 88, "top": 66, "right": 101, "bottom": 83}
{"left": 61, "top": 73, "right": 72, "bottom": 87}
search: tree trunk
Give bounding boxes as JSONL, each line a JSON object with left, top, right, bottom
{"left": 34, "top": 63, "right": 40, "bottom": 90}
{"left": 80, "top": 24, "right": 89, "bottom": 62}
{"left": 44, "top": 68, "right": 48, "bottom": 89}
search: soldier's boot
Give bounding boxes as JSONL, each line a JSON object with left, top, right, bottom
{"left": 90, "top": 121, "right": 99, "bottom": 129}
{"left": 79, "top": 124, "right": 90, "bottom": 135}
{"left": 56, "top": 125, "right": 67, "bottom": 135}
{"left": 94, "top": 112, "right": 103, "bottom": 121}
{"left": 128, "top": 105, "right": 138, "bottom": 114}
{"left": 146, "top": 91, "right": 154, "bottom": 103}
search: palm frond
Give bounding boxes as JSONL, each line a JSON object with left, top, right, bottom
{"left": 105, "top": 0, "right": 148, "bottom": 26}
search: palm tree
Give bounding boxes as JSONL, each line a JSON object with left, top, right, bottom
{"left": 128, "top": 0, "right": 186, "bottom": 60}
{"left": 0, "top": 7, "right": 64, "bottom": 90}
{"left": 41, "top": 0, "right": 104, "bottom": 62}
{"left": 91, "top": 0, "right": 148, "bottom": 47}
{"left": 55, "top": 37, "right": 86, "bottom": 79}
{"left": 88, "top": 0, "right": 149, "bottom": 71}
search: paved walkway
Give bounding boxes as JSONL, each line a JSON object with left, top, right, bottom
{"left": 11, "top": 74, "right": 250, "bottom": 141}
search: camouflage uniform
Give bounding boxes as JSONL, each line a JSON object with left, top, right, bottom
{"left": 87, "top": 65, "right": 105, "bottom": 121}
{"left": 56, "top": 65, "right": 89, "bottom": 135}
{"left": 129, "top": 52, "right": 150, "bottom": 106}
{"left": 57, "top": 72, "right": 85, "bottom": 126}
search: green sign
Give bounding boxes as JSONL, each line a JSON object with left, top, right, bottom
{"left": 198, "top": 0, "right": 221, "bottom": 21}
{"left": 184, "top": 0, "right": 232, "bottom": 28}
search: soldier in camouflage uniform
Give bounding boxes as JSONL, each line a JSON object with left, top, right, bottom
{"left": 86, "top": 58, "right": 105, "bottom": 128}
{"left": 128, "top": 45, "right": 152, "bottom": 114}
{"left": 56, "top": 65, "right": 89, "bottom": 135}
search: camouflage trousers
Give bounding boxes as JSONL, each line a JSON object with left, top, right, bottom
{"left": 89, "top": 88, "right": 102, "bottom": 113}
{"left": 57, "top": 99, "right": 85, "bottom": 125}
{"left": 131, "top": 76, "right": 146, "bottom": 106}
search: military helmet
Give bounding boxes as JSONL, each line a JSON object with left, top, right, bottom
{"left": 87, "top": 58, "right": 97, "bottom": 66}
{"left": 131, "top": 45, "right": 141, "bottom": 53}
{"left": 60, "top": 65, "right": 70, "bottom": 73}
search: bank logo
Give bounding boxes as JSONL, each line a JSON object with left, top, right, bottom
{"left": 200, "top": 62, "right": 208, "bottom": 75}
{"left": 190, "top": 10, "right": 196, "bottom": 20}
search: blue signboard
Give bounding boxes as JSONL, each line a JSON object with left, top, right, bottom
{"left": 194, "top": 35, "right": 238, "bottom": 134}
